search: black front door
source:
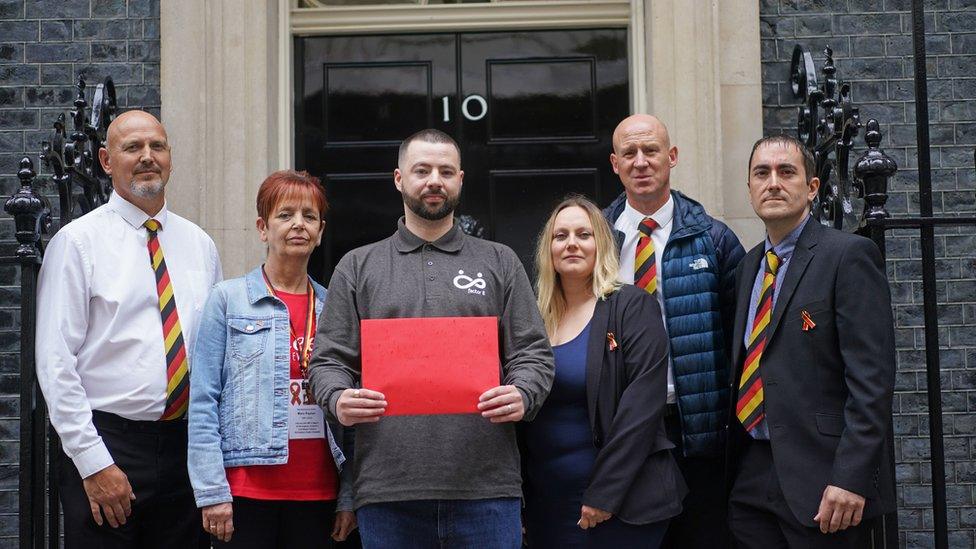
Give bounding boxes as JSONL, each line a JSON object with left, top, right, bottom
{"left": 296, "top": 29, "right": 629, "bottom": 283}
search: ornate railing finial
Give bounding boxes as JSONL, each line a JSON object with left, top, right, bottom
{"left": 4, "top": 158, "right": 51, "bottom": 258}
{"left": 854, "top": 120, "right": 898, "bottom": 220}
{"left": 822, "top": 46, "right": 835, "bottom": 76}
{"left": 821, "top": 46, "right": 837, "bottom": 116}
{"left": 70, "top": 76, "right": 88, "bottom": 147}
{"left": 790, "top": 44, "right": 897, "bottom": 232}
{"left": 39, "top": 76, "right": 116, "bottom": 227}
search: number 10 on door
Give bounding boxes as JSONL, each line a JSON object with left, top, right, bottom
{"left": 442, "top": 95, "right": 487, "bottom": 122}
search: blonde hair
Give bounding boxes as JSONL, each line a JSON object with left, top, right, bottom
{"left": 535, "top": 195, "right": 621, "bottom": 336}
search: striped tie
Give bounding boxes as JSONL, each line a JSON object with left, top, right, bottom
{"left": 635, "top": 217, "right": 658, "bottom": 294}
{"left": 144, "top": 219, "right": 189, "bottom": 421}
{"left": 736, "top": 251, "right": 780, "bottom": 435}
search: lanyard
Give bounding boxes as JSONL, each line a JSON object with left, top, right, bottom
{"left": 261, "top": 267, "right": 315, "bottom": 380}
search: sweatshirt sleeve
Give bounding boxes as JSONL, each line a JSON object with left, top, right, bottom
{"left": 308, "top": 257, "right": 362, "bottom": 422}
{"left": 497, "top": 248, "right": 554, "bottom": 422}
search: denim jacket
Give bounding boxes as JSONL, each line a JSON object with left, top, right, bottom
{"left": 188, "top": 266, "right": 352, "bottom": 510}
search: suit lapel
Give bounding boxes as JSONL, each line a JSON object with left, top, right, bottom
{"left": 732, "top": 245, "right": 764, "bottom": 370}
{"left": 765, "top": 219, "right": 821, "bottom": 340}
{"left": 585, "top": 295, "right": 611, "bottom": 431}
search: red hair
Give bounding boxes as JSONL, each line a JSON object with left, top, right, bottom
{"left": 256, "top": 170, "right": 328, "bottom": 221}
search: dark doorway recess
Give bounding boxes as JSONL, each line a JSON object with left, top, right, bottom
{"left": 295, "top": 29, "right": 630, "bottom": 283}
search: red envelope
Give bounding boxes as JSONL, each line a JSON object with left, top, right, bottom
{"left": 361, "top": 316, "right": 500, "bottom": 416}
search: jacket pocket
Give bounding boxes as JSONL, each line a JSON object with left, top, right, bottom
{"left": 227, "top": 318, "right": 272, "bottom": 362}
{"left": 815, "top": 412, "right": 845, "bottom": 437}
{"left": 787, "top": 299, "right": 829, "bottom": 319}
{"left": 224, "top": 317, "right": 274, "bottom": 451}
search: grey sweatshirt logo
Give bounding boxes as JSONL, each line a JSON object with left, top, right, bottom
{"left": 453, "top": 270, "right": 487, "bottom": 296}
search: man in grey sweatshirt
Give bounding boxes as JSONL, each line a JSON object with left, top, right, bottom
{"left": 308, "top": 128, "right": 554, "bottom": 548}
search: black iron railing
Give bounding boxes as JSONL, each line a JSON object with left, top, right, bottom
{"left": 6, "top": 75, "right": 116, "bottom": 549}
{"left": 870, "top": 4, "right": 976, "bottom": 548}
{"left": 790, "top": 2, "right": 976, "bottom": 548}
{"left": 5, "top": 157, "right": 50, "bottom": 549}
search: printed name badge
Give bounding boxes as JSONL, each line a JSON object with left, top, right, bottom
{"left": 288, "top": 379, "right": 325, "bottom": 440}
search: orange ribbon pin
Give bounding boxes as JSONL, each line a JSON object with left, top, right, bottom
{"left": 607, "top": 332, "right": 618, "bottom": 351}
{"left": 801, "top": 310, "right": 816, "bottom": 331}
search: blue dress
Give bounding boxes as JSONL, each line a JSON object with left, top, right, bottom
{"left": 523, "top": 320, "right": 667, "bottom": 549}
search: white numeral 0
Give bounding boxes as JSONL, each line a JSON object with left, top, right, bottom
{"left": 461, "top": 95, "right": 487, "bottom": 121}
{"left": 441, "top": 95, "right": 488, "bottom": 122}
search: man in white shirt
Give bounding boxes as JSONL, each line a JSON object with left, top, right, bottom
{"left": 36, "top": 110, "right": 221, "bottom": 548}
{"left": 602, "top": 114, "right": 745, "bottom": 549}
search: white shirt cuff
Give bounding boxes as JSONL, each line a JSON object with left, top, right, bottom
{"left": 71, "top": 442, "right": 114, "bottom": 479}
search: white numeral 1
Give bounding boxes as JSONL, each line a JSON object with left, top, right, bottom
{"left": 442, "top": 96, "right": 450, "bottom": 122}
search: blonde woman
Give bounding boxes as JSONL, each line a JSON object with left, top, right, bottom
{"left": 522, "top": 196, "right": 686, "bottom": 548}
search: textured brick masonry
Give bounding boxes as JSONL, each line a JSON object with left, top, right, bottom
{"left": 0, "top": 0, "right": 159, "bottom": 545}
{"left": 761, "top": 0, "right": 976, "bottom": 546}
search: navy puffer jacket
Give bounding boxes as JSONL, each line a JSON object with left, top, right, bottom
{"left": 604, "top": 190, "right": 745, "bottom": 457}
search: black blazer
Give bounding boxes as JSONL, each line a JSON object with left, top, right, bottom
{"left": 727, "top": 219, "right": 897, "bottom": 527}
{"left": 580, "top": 284, "right": 687, "bottom": 524}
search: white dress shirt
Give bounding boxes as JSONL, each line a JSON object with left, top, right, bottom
{"left": 614, "top": 194, "right": 676, "bottom": 403}
{"left": 36, "top": 192, "right": 222, "bottom": 478}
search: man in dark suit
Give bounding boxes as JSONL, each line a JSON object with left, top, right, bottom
{"left": 726, "top": 134, "right": 896, "bottom": 548}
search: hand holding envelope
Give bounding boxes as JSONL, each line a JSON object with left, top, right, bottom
{"left": 335, "top": 388, "right": 387, "bottom": 427}
{"left": 477, "top": 385, "right": 524, "bottom": 423}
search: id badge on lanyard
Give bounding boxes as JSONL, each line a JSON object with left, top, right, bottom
{"left": 263, "top": 267, "right": 325, "bottom": 440}
{"left": 289, "top": 379, "right": 325, "bottom": 439}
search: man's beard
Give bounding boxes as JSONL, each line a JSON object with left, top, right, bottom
{"left": 403, "top": 190, "right": 460, "bottom": 221}
{"left": 129, "top": 178, "right": 165, "bottom": 198}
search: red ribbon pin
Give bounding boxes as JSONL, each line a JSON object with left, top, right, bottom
{"left": 290, "top": 381, "right": 302, "bottom": 405}
{"left": 607, "top": 332, "right": 618, "bottom": 351}
{"left": 801, "top": 310, "right": 816, "bottom": 331}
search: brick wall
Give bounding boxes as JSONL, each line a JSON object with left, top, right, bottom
{"left": 760, "top": 1, "right": 976, "bottom": 547}
{"left": 0, "top": 0, "right": 159, "bottom": 544}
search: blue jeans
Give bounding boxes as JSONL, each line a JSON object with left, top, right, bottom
{"left": 357, "top": 498, "right": 521, "bottom": 549}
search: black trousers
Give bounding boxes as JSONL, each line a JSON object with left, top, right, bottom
{"left": 660, "top": 408, "right": 731, "bottom": 549}
{"left": 728, "top": 439, "right": 868, "bottom": 549}
{"left": 213, "top": 497, "right": 338, "bottom": 549}
{"left": 57, "top": 411, "right": 208, "bottom": 549}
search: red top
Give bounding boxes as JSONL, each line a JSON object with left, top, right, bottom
{"left": 226, "top": 290, "right": 338, "bottom": 501}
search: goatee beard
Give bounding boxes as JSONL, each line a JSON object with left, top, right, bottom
{"left": 403, "top": 191, "right": 459, "bottom": 221}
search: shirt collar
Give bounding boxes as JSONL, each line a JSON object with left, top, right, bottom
{"left": 764, "top": 214, "right": 811, "bottom": 261}
{"left": 393, "top": 217, "right": 465, "bottom": 253}
{"left": 244, "top": 266, "right": 270, "bottom": 305}
{"left": 107, "top": 191, "right": 169, "bottom": 230}
{"left": 622, "top": 193, "right": 674, "bottom": 230}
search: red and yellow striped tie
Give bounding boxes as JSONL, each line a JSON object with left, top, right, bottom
{"left": 145, "top": 219, "right": 190, "bottom": 421}
{"left": 736, "top": 251, "right": 780, "bottom": 434}
{"left": 635, "top": 217, "right": 658, "bottom": 294}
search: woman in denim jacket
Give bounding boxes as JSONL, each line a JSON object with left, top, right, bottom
{"left": 188, "top": 170, "right": 355, "bottom": 547}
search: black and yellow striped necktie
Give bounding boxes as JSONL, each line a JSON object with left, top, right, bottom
{"left": 736, "top": 251, "right": 780, "bottom": 435}
{"left": 144, "top": 219, "right": 190, "bottom": 420}
{"left": 635, "top": 217, "right": 659, "bottom": 294}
